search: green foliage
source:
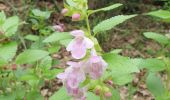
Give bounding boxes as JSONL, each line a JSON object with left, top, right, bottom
{"left": 0, "top": 42, "right": 17, "bottom": 62}
{"left": 146, "top": 10, "right": 170, "bottom": 22}
{"left": 132, "top": 58, "right": 166, "bottom": 72}
{"left": 88, "top": 3, "right": 122, "bottom": 15}
{"left": 146, "top": 73, "right": 165, "bottom": 97}
{"left": 31, "top": 9, "right": 51, "bottom": 19}
{"left": 15, "top": 49, "right": 49, "bottom": 64}
{"left": 43, "top": 32, "right": 73, "bottom": 43}
{"left": 93, "top": 15, "right": 136, "bottom": 34}
{"left": 103, "top": 53, "right": 139, "bottom": 76}
{"left": 87, "top": 92, "right": 100, "bottom": 100}
{"left": 49, "top": 87, "right": 71, "bottom": 100}
{"left": 143, "top": 32, "right": 170, "bottom": 46}
{"left": 0, "top": 11, "right": 19, "bottom": 37}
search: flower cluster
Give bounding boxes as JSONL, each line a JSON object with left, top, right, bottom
{"left": 57, "top": 30, "right": 108, "bottom": 99}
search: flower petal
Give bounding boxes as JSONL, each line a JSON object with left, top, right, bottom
{"left": 66, "top": 39, "right": 75, "bottom": 51}
{"left": 84, "top": 37, "right": 94, "bottom": 49}
{"left": 71, "top": 30, "right": 84, "bottom": 37}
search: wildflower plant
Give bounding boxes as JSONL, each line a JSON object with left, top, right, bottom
{"left": 0, "top": 0, "right": 169, "bottom": 100}
{"left": 49, "top": 0, "right": 167, "bottom": 100}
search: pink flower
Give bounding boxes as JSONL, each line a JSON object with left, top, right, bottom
{"left": 67, "top": 30, "right": 94, "bottom": 59}
{"left": 61, "top": 8, "right": 68, "bottom": 15}
{"left": 72, "top": 13, "right": 81, "bottom": 21}
{"left": 85, "top": 50, "right": 107, "bottom": 79}
{"left": 53, "top": 24, "right": 64, "bottom": 32}
{"left": 57, "top": 61, "right": 86, "bottom": 99}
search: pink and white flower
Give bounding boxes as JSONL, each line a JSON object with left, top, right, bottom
{"left": 57, "top": 61, "right": 86, "bottom": 99}
{"left": 67, "top": 30, "right": 94, "bottom": 59}
{"left": 85, "top": 50, "right": 107, "bottom": 79}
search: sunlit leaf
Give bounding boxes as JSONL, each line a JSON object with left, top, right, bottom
{"left": 93, "top": 15, "right": 136, "bottom": 34}
{"left": 143, "top": 32, "right": 170, "bottom": 45}
{"left": 16, "top": 49, "right": 49, "bottom": 64}
{"left": 43, "top": 32, "right": 72, "bottom": 43}
{"left": 0, "top": 42, "right": 17, "bottom": 61}
{"left": 89, "top": 3, "right": 122, "bottom": 15}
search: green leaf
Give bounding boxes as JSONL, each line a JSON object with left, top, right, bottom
{"left": 89, "top": 3, "right": 122, "bottom": 14}
{"left": 59, "top": 39, "right": 73, "bottom": 47}
{"left": 112, "top": 74, "right": 133, "bottom": 85}
{"left": 19, "top": 74, "right": 38, "bottom": 81}
{"left": 43, "top": 32, "right": 72, "bottom": 43}
{"left": 146, "top": 10, "right": 170, "bottom": 22}
{"left": 111, "top": 89, "right": 120, "bottom": 100}
{"left": 2, "top": 16, "right": 19, "bottom": 37}
{"left": 93, "top": 15, "right": 136, "bottom": 34}
{"left": 87, "top": 92, "right": 100, "bottom": 100}
{"left": 26, "top": 91, "right": 43, "bottom": 100}
{"left": 25, "top": 34, "right": 39, "bottom": 41}
{"left": 103, "top": 53, "right": 139, "bottom": 77}
{"left": 39, "top": 56, "right": 52, "bottom": 69}
{"left": 0, "top": 42, "right": 17, "bottom": 61}
{"left": 32, "top": 9, "right": 51, "bottom": 19}
{"left": 143, "top": 32, "right": 170, "bottom": 45}
{"left": 146, "top": 73, "right": 165, "bottom": 97}
{"left": 0, "top": 11, "right": 6, "bottom": 25}
{"left": 0, "top": 94, "right": 15, "bottom": 100}
{"left": 0, "top": 58, "right": 7, "bottom": 66}
{"left": 49, "top": 87, "right": 71, "bottom": 100}
{"left": 16, "top": 49, "right": 49, "bottom": 64}
{"left": 66, "top": 0, "right": 77, "bottom": 7}
{"left": 132, "top": 58, "right": 166, "bottom": 72}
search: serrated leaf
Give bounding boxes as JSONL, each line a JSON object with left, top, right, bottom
{"left": 143, "top": 32, "right": 170, "bottom": 45}
{"left": 89, "top": 3, "right": 122, "bottom": 15}
{"left": 146, "top": 73, "right": 165, "bottom": 97}
{"left": 146, "top": 10, "right": 170, "bottom": 19}
{"left": 25, "top": 34, "right": 39, "bottom": 41}
{"left": 16, "top": 49, "right": 49, "bottom": 64}
{"left": 87, "top": 92, "right": 100, "bottom": 100}
{"left": 112, "top": 74, "right": 133, "bottom": 85}
{"left": 132, "top": 58, "right": 166, "bottom": 72}
{"left": 49, "top": 87, "right": 71, "bottom": 100}
{"left": 93, "top": 15, "right": 136, "bottom": 34}
{"left": 2, "top": 16, "right": 19, "bottom": 37}
{"left": 103, "top": 53, "right": 139, "bottom": 77}
{"left": 0, "top": 42, "right": 17, "bottom": 61}
{"left": 43, "top": 32, "right": 72, "bottom": 43}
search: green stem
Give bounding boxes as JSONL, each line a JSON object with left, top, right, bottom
{"left": 85, "top": 14, "right": 91, "bottom": 36}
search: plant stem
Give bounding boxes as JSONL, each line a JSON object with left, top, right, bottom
{"left": 85, "top": 14, "right": 91, "bottom": 36}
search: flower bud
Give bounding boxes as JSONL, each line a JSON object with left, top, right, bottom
{"left": 61, "top": 8, "right": 68, "bottom": 15}
{"left": 94, "top": 85, "right": 102, "bottom": 95}
{"left": 12, "top": 64, "right": 17, "bottom": 70}
{"left": 104, "top": 91, "right": 112, "bottom": 98}
{"left": 107, "top": 80, "right": 113, "bottom": 85}
{"left": 72, "top": 13, "right": 81, "bottom": 21}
